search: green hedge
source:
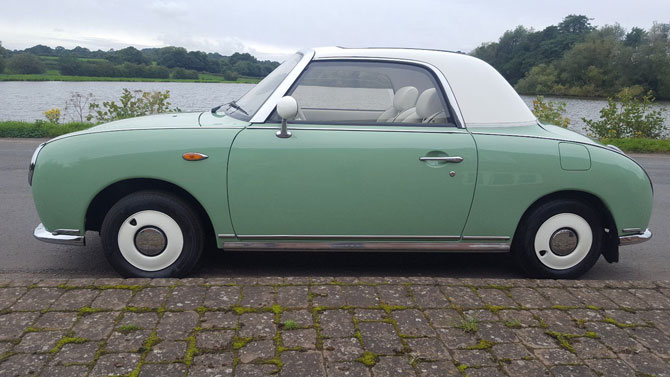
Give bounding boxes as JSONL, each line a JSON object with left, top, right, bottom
{"left": 601, "top": 138, "right": 670, "bottom": 154}
{"left": 0, "top": 121, "right": 92, "bottom": 138}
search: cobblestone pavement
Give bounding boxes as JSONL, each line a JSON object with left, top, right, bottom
{"left": 1, "top": 278, "right": 670, "bottom": 377}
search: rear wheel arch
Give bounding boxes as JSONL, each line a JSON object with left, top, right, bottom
{"left": 85, "top": 178, "right": 216, "bottom": 244}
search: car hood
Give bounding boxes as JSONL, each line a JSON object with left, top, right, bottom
{"left": 85, "top": 112, "right": 203, "bottom": 132}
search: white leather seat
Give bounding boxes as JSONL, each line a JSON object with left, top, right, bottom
{"left": 400, "top": 88, "right": 446, "bottom": 123}
{"left": 376, "top": 86, "right": 419, "bottom": 122}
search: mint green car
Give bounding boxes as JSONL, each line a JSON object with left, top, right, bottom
{"left": 30, "top": 47, "right": 653, "bottom": 278}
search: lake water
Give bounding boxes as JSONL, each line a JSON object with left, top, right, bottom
{"left": 0, "top": 81, "right": 668, "bottom": 137}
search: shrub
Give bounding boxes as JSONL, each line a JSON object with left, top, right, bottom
{"left": 0, "top": 56, "right": 5, "bottom": 73}
{"left": 0, "top": 121, "right": 91, "bottom": 138}
{"left": 44, "top": 108, "right": 61, "bottom": 123}
{"left": 583, "top": 91, "right": 667, "bottom": 138}
{"left": 172, "top": 68, "right": 199, "bottom": 80}
{"left": 222, "top": 70, "right": 239, "bottom": 81}
{"left": 88, "top": 88, "right": 180, "bottom": 123}
{"left": 532, "top": 96, "right": 570, "bottom": 128}
{"left": 6, "top": 53, "right": 46, "bottom": 74}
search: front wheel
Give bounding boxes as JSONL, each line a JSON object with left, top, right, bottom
{"left": 513, "top": 199, "right": 603, "bottom": 279}
{"left": 100, "top": 191, "right": 204, "bottom": 278}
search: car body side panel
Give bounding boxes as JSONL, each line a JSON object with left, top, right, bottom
{"left": 464, "top": 126, "right": 653, "bottom": 238}
{"left": 31, "top": 128, "right": 241, "bottom": 241}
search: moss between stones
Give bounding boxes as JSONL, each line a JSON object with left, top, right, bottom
{"left": 504, "top": 319, "right": 523, "bottom": 329}
{"left": 281, "top": 320, "right": 298, "bottom": 330}
{"left": 356, "top": 351, "right": 378, "bottom": 367}
{"left": 603, "top": 317, "right": 641, "bottom": 329}
{"left": 77, "top": 306, "right": 105, "bottom": 316}
{"left": 551, "top": 305, "right": 578, "bottom": 311}
{"left": 183, "top": 335, "right": 198, "bottom": 366}
{"left": 117, "top": 324, "right": 141, "bottom": 334}
{"left": 457, "top": 317, "right": 479, "bottom": 333}
{"left": 466, "top": 339, "right": 495, "bottom": 350}
{"left": 49, "top": 336, "right": 88, "bottom": 354}
{"left": 545, "top": 330, "right": 598, "bottom": 353}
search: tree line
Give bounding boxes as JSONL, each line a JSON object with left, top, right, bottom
{"left": 472, "top": 15, "right": 670, "bottom": 99}
{"left": 0, "top": 42, "right": 279, "bottom": 80}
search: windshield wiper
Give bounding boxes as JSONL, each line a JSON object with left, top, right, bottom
{"left": 211, "top": 100, "right": 248, "bottom": 116}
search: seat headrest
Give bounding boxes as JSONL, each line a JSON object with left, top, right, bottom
{"left": 393, "top": 86, "right": 419, "bottom": 112}
{"left": 416, "top": 88, "right": 444, "bottom": 118}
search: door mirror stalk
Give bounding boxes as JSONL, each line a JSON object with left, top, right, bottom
{"left": 276, "top": 96, "right": 298, "bottom": 138}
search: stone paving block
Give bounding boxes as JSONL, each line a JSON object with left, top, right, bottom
{"left": 239, "top": 285, "right": 275, "bottom": 308}
{"left": 280, "top": 351, "right": 326, "bottom": 377}
{"left": 503, "top": 359, "right": 552, "bottom": 377}
{"left": 190, "top": 353, "right": 234, "bottom": 377}
{"left": 393, "top": 309, "right": 435, "bottom": 337}
{"left": 637, "top": 309, "right": 670, "bottom": 336}
{"left": 376, "top": 285, "right": 414, "bottom": 306}
{"left": 33, "top": 312, "right": 78, "bottom": 330}
{"left": 571, "top": 337, "right": 616, "bottom": 359}
{"left": 626, "top": 326, "right": 670, "bottom": 357}
{"left": 567, "top": 287, "right": 617, "bottom": 309}
{"left": 532, "top": 309, "right": 580, "bottom": 333}
{"left": 599, "top": 289, "right": 648, "bottom": 308}
{"left": 584, "top": 358, "right": 637, "bottom": 377}
{"left": 280, "top": 310, "right": 313, "bottom": 328}
{"left": 354, "top": 308, "right": 385, "bottom": 321}
{"left": 148, "top": 278, "right": 178, "bottom": 286}
{"left": 235, "top": 363, "right": 278, "bottom": 377}
{"left": 416, "top": 361, "right": 461, "bottom": 376}
{"left": 453, "top": 349, "right": 495, "bottom": 367}
{"left": 117, "top": 311, "right": 159, "bottom": 329}
{"left": 538, "top": 288, "right": 580, "bottom": 307}
{"left": 477, "top": 288, "right": 517, "bottom": 307}
{"left": 319, "top": 310, "right": 354, "bottom": 338}
{"left": 358, "top": 322, "right": 404, "bottom": 354}
{"left": 603, "top": 309, "right": 647, "bottom": 326}
{"left": 491, "top": 342, "right": 532, "bottom": 360}
{"left": 0, "top": 341, "right": 12, "bottom": 355}
{"left": 51, "top": 341, "right": 99, "bottom": 365}
{"left": 166, "top": 285, "right": 206, "bottom": 309}
{"left": 406, "top": 337, "right": 450, "bottom": 360}
{"left": 196, "top": 330, "right": 235, "bottom": 350}
{"left": 90, "top": 289, "right": 132, "bottom": 310}
{"left": 463, "top": 309, "right": 499, "bottom": 321}
{"left": 412, "top": 285, "right": 451, "bottom": 308}
{"left": 325, "top": 361, "right": 372, "bottom": 377}
{"left": 204, "top": 286, "right": 240, "bottom": 308}
{"left": 138, "top": 363, "right": 187, "bottom": 377}
{"left": 72, "top": 312, "right": 119, "bottom": 340}
{"left": 311, "top": 285, "right": 346, "bottom": 307}
{"left": 586, "top": 322, "right": 644, "bottom": 352}
{"left": 516, "top": 327, "right": 558, "bottom": 349}
{"left": 620, "top": 352, "right": 670, "bottom": 377}
{"left": 239, "top": 339, "right": 275, "bottom": 363}
{"left": 630, "top": 288, "right": 670, "bottom": 309}
{"left": 90, "top": 353, "right": 141, "bottom": 377}
{"left": 0, "top": 287, "right": 27, "bottom": 310}
{"left": 550, "top": 365, "right": 597, "bottom": 377}
{"left": 424, "top": 308, "right": 462, "bottom": 327}
{"left": 567, "top": 308, "right": 603, "bottom": 322}
{"left": 371, "top": 356, "right": 416, "bottom": 377}
{"left": 442, "top": 286, "right": 481, "bottom": 308}
{"left": 128, "top": 287, "right": 169, "bottom": 308}
{"left": 106, "top": 329, "right": 151, "bottom": 352}
{"left": 281, "top": 328, "right": 316, "bottom": 349}
{"left": 276, "top": 285, "right": 309, "bottom": 307}
{"left": 238, "top": 312, "right": 276, "bottom": 338}
{"left": 0, "top": 353, "right": 49, "bottom": 377}
{"left": 41, "top": 365, "right": 89, "bottom": 377}
{"left": 436, "top": 327, "right": 478, "bottom": 349}
{"left": 145, "top": 340, "right": 186, "bottom": 362}
{"left": 201, "top": 311, "right": 238, "bottom": 329}
{"left": 534, "top": 347, "right": 580, "bottom": 365}
{"left": 14, "top": 330, "right": 64, "bottom": 353}
{"left": 49, "top": 289, "right": 98, "bottom": 310}
{"left": 465, "top": 367, "right": 508, "bottom": 377}
{"left": 508, "top": 287, "right": 551, "bottom": 308}
{"left": 498, "top": 309, "right": 539, "bottom": 327}
{"left": 179, "top": 277, "right": 207, "bottom": 286}
{"left": 156, "top": 311, "right": 199, "bottom": 340}
{"left": 323, "top": 337, "right": 364, "bottom": 361}
{"left": 343, "top": 285, "right": 379, "bottom": 307}
{"left": 11, "top": 288, "right": 63, "bottom": 310}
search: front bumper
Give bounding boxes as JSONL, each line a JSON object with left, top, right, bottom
{"left": 34, "top": 223, "right": 85, "bottom": 246}
{"left": 619, "top": 228, "right": 652, "bottom": 246}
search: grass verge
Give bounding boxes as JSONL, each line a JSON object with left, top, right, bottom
{"left": 0, "top": 121, "right": 92, "bottom": 138}
{"left": 601, "top": 138, "right": 670, "bottom": 154}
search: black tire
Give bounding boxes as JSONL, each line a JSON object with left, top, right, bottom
{"left": 512, "top": 199, "right": 603, "bottom": 279}
{"left": 100, "top": 191, "right": 204, "bottom": 278}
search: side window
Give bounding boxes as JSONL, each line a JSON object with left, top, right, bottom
{"left": 271, "top": 61, "right": 454, "bottom": 126}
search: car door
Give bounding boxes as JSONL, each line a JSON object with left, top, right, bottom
{"left": 228, "top": 60, "right": 477, "bottom": 240}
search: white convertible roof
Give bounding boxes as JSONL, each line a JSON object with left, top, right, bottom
{"left": 312, "top": 47, "right": 537, "bottom": 126}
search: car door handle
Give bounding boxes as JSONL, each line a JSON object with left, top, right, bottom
{"left": 419, "top": 156, "right": 464, "bottom": 163}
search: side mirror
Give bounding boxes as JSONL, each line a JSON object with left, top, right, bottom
{"left": 276, "top": 96, "right": 297, "bottom": 138}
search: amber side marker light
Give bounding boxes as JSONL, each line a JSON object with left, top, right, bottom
{"left": 182, "top": 152, "right": 209, "bottom": 161}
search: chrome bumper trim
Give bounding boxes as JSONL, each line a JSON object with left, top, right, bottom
{"left": 619, "top": 228, "right": 652, "bottom": 246}
{"left": 34, "top": 223, "right": 85, "bottom": 246}
{"left": 222, "top": 241, "right": 510, "bottom": 253}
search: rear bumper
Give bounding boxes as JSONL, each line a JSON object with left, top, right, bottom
{"left": 619, "top": 228, "right": 652, "bottom": 246}
{"left": 34, "top": 223, "right": 85, "bottom": 246}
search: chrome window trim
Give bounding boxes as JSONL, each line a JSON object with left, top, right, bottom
{"left": 249, "top": 49, "right": 315, "bottom": 123}
{"left": 222, "top": 241, "right": 510, "bottom": 252}
{"left": 245, "top": 125, "right": 468, "bottom": 134}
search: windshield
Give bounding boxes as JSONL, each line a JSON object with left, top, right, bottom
{"left": 223, "top": 52, "right": 304, "bottom": 121}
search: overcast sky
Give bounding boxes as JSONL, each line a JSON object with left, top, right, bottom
{"left": 1, "top": 0, "right": 669, "bottom": 61}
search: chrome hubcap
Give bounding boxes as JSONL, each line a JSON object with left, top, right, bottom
{"left": 549, "top": 228, "right": 578, "bottom": 256}
{"left": 134, "top": 227, "right": 167, "bottom": 256}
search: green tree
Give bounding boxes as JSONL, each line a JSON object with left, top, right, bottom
{"left": 107, "top": 46, "right": 150, "bottom": 65}
{"left": 6, "top": 53, "right": 46, "bottom": 74}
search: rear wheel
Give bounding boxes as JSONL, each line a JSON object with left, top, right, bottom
{"left": 100, "top": 191, "right": 204, "bottom": 277}
{"left": 513, "top": 199, "right": 603, "bottom": 279}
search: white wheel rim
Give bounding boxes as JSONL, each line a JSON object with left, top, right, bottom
{"left": 534, "top": 213, "right": 592, "bottom": 270}
{"left": 117, "top": 210, "right": 184, "bottom": 271}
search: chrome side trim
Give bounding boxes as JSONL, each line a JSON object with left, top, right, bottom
{"left": 621, "top": 228, "right": 642, "bottom": 234}
{"left": 462, "top": 236, "right": 511, "bottom": 241}
{"left": 246, "top": 125, "right": 467, "bottom": 134}
{"left": 619, "top": 228, "right": 652, "bottom": 246}
{"left": 223, "top": 241, "right": 510, "bottom": 252}
{"left": 217, "top": 234, "right": 237, "bottom": 239}
{"left": 52, "top": 229, "right": 81, "bottom": 236}
{"left": 28, "top": 142, "right": 46, "bottom": 186}
{"left": 236, "top": 234, "right": 461, "bottom": 241}
{"left": 419, "top": 156, "right": 463, "bottom": 163}
{"left": 45, "top": 126, "right": 246, "bottom": 144}
{"left": 34, "top": 223, "right": 85, "bottom": 246}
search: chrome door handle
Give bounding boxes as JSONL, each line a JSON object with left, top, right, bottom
{"left": 419, "top": 156, "right": 463, "bottom": 163}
